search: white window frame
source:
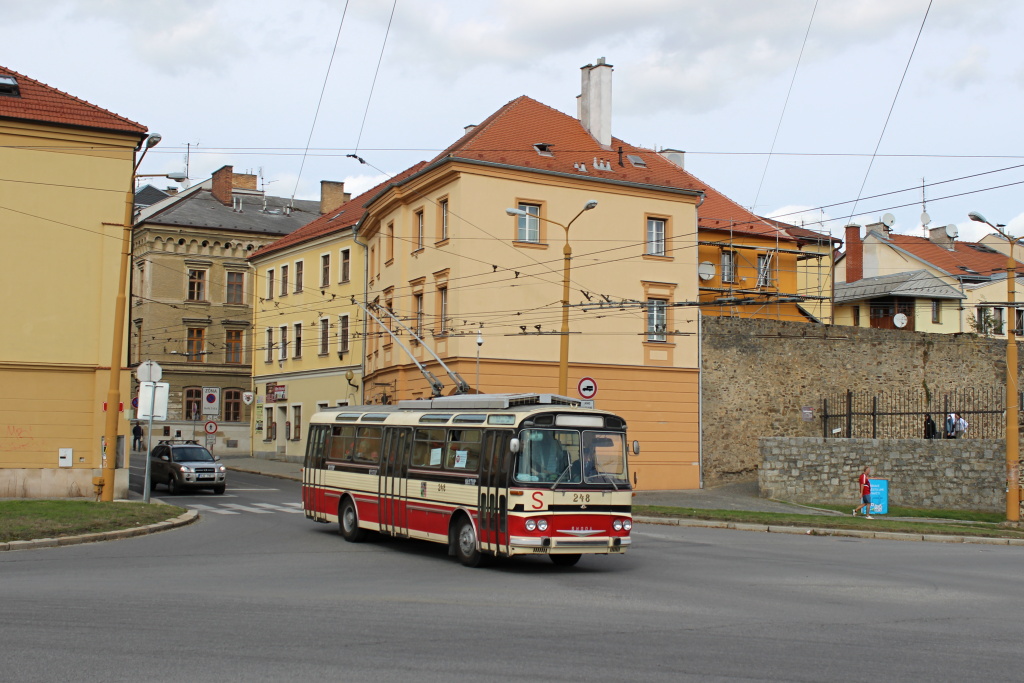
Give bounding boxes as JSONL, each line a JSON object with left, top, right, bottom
{"left": 320, "top": 254, "right": 330, "bottom": 288}
{"left": 338, "top": 314, "right": 350, "bottom": 354}
{"left": 646, "top": 218, "right": 666, "bottom": 256}
{"left": 647, "top": 299, "right": 667, "bottom": 342}
{"left": 294, "top": 260, "right": 304, "bottom": 293}
{"left": 517, "top": 203, "right": 540, "bottom": 243}
{"left": 756, "top": 252, "right": 774, "bottom": 287}
{"left": 440, "top": 199, "right": 449, "bottom": 241}
{"left": 187, "top": 268, "right": 208, "bottom": 302}
{"left": 721, "top": 251, "right": 736, "bottom": 284}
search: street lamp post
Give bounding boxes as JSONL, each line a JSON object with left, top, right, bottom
{"left": 476, "top": 329, "right": 484, "bottom": 392}
{"left": 505, "top": 200, "right": 598, "bottom": 395}
{"left": 969, "top": 211, "right": 1020, "bottom": 522}
{"left": 99, "top": 133, "right": 163, "bottom": 502}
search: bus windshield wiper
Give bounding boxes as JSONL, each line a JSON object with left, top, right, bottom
{"left": 550, "top": 464, "right": 573, "bottom": 490}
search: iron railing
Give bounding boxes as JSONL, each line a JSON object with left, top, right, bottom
{"left": 821, "top": 387, "right": 1021, "bottom": 440}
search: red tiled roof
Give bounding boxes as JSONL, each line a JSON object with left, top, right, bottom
{"left": 759, "top": 216, "right": 839, "bottom": 243}
{"left": 0, "top": 65, "right": 146, "bottom": 135}
{"left": 432, "top": 96, "right": 793, "bottom": 241}
{"left": 882, "top": 233, "right": 1023, "bottom": 277}
{"left": 250, "top": 162, "right": 428, "bottom": 260}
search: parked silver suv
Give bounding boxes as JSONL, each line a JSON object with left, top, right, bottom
{"left": 150, "top": 440, "right": 227, "bottom": 495}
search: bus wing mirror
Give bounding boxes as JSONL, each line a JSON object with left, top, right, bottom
{"left": 632, "top": 440, "right": 640, "bottom": 456}
{"left": 510, "top": 438, "right": 521, "bottom": 454}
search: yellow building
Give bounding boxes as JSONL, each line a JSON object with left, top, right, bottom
{"left": 354, "top": 62, "right": 706, "bottom": 490}
{"left": 0, "top": 66, "right": 147, "bottom": 497}
{"left": 246, "top": 174, "right": 408, "bottom": 460}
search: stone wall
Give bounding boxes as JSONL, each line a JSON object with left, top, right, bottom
{"left": 758, "top": 436, "right": 1008, "bottom": 512}
{"left": 700, "top": 316, "right": 1019, "bottom": 484}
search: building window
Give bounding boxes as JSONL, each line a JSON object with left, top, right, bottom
{"left": 265, "top": 407, "right": 274, "bottom": 441}
{"left": 516, "top": 203, "right": 540, "bottom": 243}
{"left": 279, "top": 325, "right": 288, "bottom": 360}
{"left": 280, "top": 264, "right": 289, "bottom": 297}
{"left": 294, "top": 323, "right": 303, "bottom": 358}
{"left": 319, "top": 318, "right": 329, "bottom": 355}
{"left": 369, "top": 246, "right": 376, "bottom": 281}
{"left": 852, "top": 306, "right": 861, "bottom": 327}
{"left": 647, "top": 299, "right": 667, "bottom": 342}
{"left": 294, "top": 261, "right": 303, "bottom": 293}
{"left": 646, "top": 218, "right": 666, "bottom": 256}
{"left": 266, "top": 268, "right": 275, "bottom": 300}
{"left": 292, "top": 405, "right": 302, "bottom": 441}
{"left": 756, "top": 253, "right": 774, "bottom": 287}
{"left": 339, "top": 315, "right": 350, "bottom": 353}
{"left": 994, "top": 307, "right": 1005, "bottom": 334}
{"left": 415, "top": 210, "right": 424, "bottom": 251}
{"left": 265, "top": 328, "right": 274, "bottom": 363}
{"left": 932, "top": 299, "right": 941, "bottom": 324}
{"left": 225, "top": 329, "right": 242, "bottom": 364}
{"left": 184, "top": 387, "right": 201, "bottom": 421}
{"left": 440, "top": 199, "right": 449, "bottom": 241}
{"left": 320, "top": 254, "right": 330, "bottom": 288}
{"left": 438, "top": 286, "right": 448, "bottom": 334}
{"left": 224, "top": 389, "right": 242, "bottom": 422}
{"left": 386, "top": 222, "right": 395, "bottom": 263}
{"left": 187, "top": 269, "right": 206, "bottom": 301}
{"left": 414, "top": 293, "right": 424, "bottom": 337}
{"left": 226, "top": 271, "right": 244, "bottom": 304}
{"left": 340, "top": 249, "right": 351, "bottom": 283}
{"left": 186, "top": 327, "right": 205, "bottom": 362}
{"left": 721, "top": 251, "right": 737, "bottom": 284}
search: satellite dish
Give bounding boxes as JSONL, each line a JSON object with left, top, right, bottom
{"left": 881, "top": 213, "right": 896, "bottom": 228}
{"left": 893, "top": 313, "right": 908, "bottom": 329}
{"left": 697, "top": 261, "right": 716, "bottom": 281}
{"left": 920, "top": 211, "right": 931, "bottom": 226}
{"left": 945, "top": 224, "right": 959, "bottom": 239}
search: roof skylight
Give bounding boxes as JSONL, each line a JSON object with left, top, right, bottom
{"left": 626, "top": 154, "right": 646, "bottom": 168}
{"left": 533, "top": 143, "right": 554, "bottom": 157}
{"left": 0, "top": 75, "right": 20, "bottom": 98}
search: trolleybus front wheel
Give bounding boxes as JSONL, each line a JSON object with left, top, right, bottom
{"left": 339, "top": 498, "right": 367, "bottom": 542}
{"left": 454, "top": 517, "right": 483, "bottom": 567}
{"left": 550, "top": 553, "right": 582, "bottom": 567}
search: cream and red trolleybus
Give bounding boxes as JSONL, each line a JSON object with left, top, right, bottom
{"left": 302, "top": 393, "right": 635, "bottom": 567}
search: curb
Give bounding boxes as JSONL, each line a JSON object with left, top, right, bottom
{"left": 0, "top": 509, "right": 199, "bottom": 552}
{"left": 633, "top": 516, "right": 1024, "bottom": 546}
{"left": 224, "top": 465, "right": 301, "bottom": 482}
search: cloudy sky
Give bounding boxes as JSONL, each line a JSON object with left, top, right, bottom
{"left": 5, "top": 0, "right": 1023, "bottom": 241}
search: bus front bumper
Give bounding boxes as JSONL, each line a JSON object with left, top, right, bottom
{"left": 508, "top": 535, "right": 631, "bottom": 554}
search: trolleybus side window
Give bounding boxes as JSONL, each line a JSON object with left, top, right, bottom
{"left": 413, "top": 428, "right": 446, "bottom": 467}
{"left": 445, "top": 428, "right": 481, "bottom": 471}
{"left": 353, "top": 426, "right": 383, "bottom": 463}
{"left": 305, "top": 425, "right": 329, "bottom": 469}
{"left": 329, "top": 425, "right": 356, "bottom": 462}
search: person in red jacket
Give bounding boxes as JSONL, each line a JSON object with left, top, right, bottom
{"left": 852, "top": 466, "right": 873, "bottom": 518}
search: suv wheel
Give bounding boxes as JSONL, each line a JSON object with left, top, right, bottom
{"left": 167, "top": 476, "right": 180, "bottom": 495}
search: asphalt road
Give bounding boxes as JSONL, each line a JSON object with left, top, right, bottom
{"left": 3, "top": 472, "right": 1022, "bottom": 682}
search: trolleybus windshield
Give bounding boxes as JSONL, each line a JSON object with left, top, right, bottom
{"left": 513, "top": 429, "right": 628, "bottom": 487}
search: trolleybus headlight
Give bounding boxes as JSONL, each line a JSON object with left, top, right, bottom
{"left": 612, "top": 519, "right": 623, "bottom": 531}
{"left": 537, "top": 518, "right": 548, "bottom": 531}
{"left": 622, "top": 519, "right": 632, "bottom": 531}
{"left": 525, "top": 519, "right": 537, "bottom": 532}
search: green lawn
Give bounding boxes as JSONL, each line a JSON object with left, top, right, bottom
{"left": 0, "top": 500, "right": 186, "bottom": 543}
{"left": 632, "top": 505, "right": 1024, "bottom": 539}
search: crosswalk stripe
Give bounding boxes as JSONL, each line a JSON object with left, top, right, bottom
{"left": 221, "top": 503, "right": 274, "bottom": 514}
{"left": 253, "top": 503, "right": 303, "bottom": 514}
{"left": 190, "top": 503, "right": 240, "bottom": 515}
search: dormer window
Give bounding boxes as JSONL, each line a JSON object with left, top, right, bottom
{"left": 626, "top": 154, "right": 647, "bottom": 168}
{"left": 0, "top": 75, "right": 20, "bottom": 97}
{"left": 533, "top": 143, "right": 554, "bottom": 157}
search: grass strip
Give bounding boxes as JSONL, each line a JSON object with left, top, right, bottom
{"left": 0, "top": 500, "right": 187, "bottom": 543}
{"left": 633, "top": 505, "right": 1024, "bottom": 539}
{"left": 807, "top": 503, "right": 1003, "bottom": 523}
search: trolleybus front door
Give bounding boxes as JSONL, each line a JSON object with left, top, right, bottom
{"left": 379, "top": 427, "right": 411, "bottom": 537}
{"left": 478, "top": 431, "right": 510, "bottom": 556}
{"left": 303, "top": 424, "right": 329, "bottom": 523}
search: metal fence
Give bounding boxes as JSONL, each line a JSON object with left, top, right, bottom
{"left": 821, "top": 387, "right": 1020, "bottom": 440}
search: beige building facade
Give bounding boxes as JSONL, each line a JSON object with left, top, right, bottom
{"left": 0, "top": 66, "right": 147, "bottom": 498}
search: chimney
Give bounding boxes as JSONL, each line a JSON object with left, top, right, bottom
{"left": 579, "top": 57, "right": 613, "bottom": 149}
{"left": 865, "top": 221, "right": 891, "bottom": 238}
{"left": 320, "top": 180, "right": 347, "bottom": 215}
{"left": 464, "top": 124, "right": 476, "bottom": 135}
{"left": 659, "top": 149, "right": 685, "bottom": 169}
{"left": 929, "top": 226, "right": 956, "bottom": 250}
{"left": 211, "top": 165, "right": 233, "bottom": 206}
{"left": 845, "top": 223, "right": 863, "bottom": 283}
{"left": 232, "top": 173, "right": 258, "bottom": 190}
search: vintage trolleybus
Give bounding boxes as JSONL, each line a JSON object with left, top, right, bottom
{"left": 302, "top": 393, "right": 635, "bottom": 567}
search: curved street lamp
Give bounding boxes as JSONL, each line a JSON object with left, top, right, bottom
{"left": 969, "top": 210, "right": 1020, "bottom": 522}
{"left": 505, "top": 200, "right": 598, "bottom": 395}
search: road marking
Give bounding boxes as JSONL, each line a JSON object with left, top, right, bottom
{"left": 253, "top": 503, "right": 303, "bottom": 514}
{"left": 190, "top": 503, "right": 240, "bottom": 515}
{"left": 224, "top": 488, "right": 280, "bottom": 492}
{"left": 221, "top": 503, "right": 274, "bottom": 514}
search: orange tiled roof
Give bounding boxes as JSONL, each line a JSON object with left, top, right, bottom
{"left": 0, "top": 65, "right": 146, "bottom": 135}
{"left": 882, "top": 233, "right": 1023, "bottom": 278}
{"left": 250, "top": 162, "right": 428, "bottom": 260}
{"left": 431, "top": 96, "right": 793, "bottom": 241}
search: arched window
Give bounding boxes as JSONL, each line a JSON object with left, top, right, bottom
{"left": 183, "top": 386, "right": 202, "bottom": 421}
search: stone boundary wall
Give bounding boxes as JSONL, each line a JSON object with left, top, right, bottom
{"left": 758, "top": 436, "right": 1007, "bottom": 512}
{"left": 700, "top": 316, "right": 1020, "bottom": 485}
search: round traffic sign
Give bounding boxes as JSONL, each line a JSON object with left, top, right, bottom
{"left": 204, "top": 421, "right": 218, "bottom": 435}
{"left": 135, "top": 360, "right": 162, "bottom": 383}
{"left": 577, "top": 377, "right": 598, "bottom": 399}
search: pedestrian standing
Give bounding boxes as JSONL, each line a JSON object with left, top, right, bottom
{"left": 132, "top": 422, "right": 144, "bottom": 451}
{"left": 944, "top": 413, "right": 956, "bottom": 439}
{"left": 852, "top": 466, "right": 873, "bottom": 518}
{"left": 924, "top": 414, "right": 937, "bottom": 439}
{"left": 954, "top": 413, "right": 969, "bottom": 439}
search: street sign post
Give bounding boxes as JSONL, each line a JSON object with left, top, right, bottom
{"left": 136, "top": 360, "right": 165, "bottom": 504}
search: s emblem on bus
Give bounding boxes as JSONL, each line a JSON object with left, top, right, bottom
{"left": 531, "top": 491, "right": 545, "bottom": 510}
{"left": 420, "top": 482, "right": 427, "bottom": 497}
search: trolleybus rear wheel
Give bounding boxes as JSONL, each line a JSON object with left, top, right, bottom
{"left": 339, "top": 498, "right": 367, "bottom": 542}
{"left": 454, "top": 517, "right": 482, "bottom": 567}
{"left": 550, "top": 553, "right": 582, "bottom": 567}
